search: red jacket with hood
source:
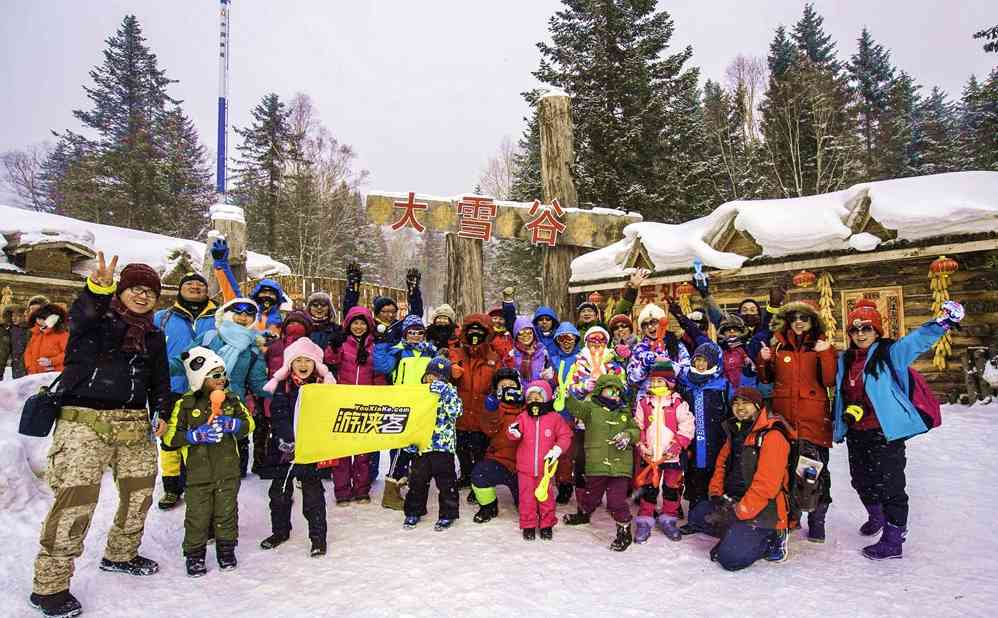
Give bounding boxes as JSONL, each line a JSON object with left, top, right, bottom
{"left": 448, "top": 313, "right": 499, "bottom": 433}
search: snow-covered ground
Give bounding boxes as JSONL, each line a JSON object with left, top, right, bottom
{"left": 1, "top": 374, "right": 996, "bottom": 617}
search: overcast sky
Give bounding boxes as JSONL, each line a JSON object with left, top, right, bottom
{"left": 2, "top": 1, "right": 994, "bottom": 197}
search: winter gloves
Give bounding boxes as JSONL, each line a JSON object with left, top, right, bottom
{"left": 544, "top": 445, "right": 562, "bottom": 463}
{"left": 406, "top": 268, "right": 421, "bottom": 295}
{"left": 935, "top": 300, "right": 965, "bottom": 330}
{"left": 277, "top": 438, "right": 295, "bottom": 454}
{"left": 844, "top": 404, "right": 865, "bottom": 426}
{"left": 507, "top": 422, "right": 522, "bottom": 440}
{"left": 212, "top": 415, "right": 242, "bottom": 434}
{"left": 611, "top": 432, "right": 630, "bottom": 450}
{"left": 187, "top": 424, "right": 222, "bottom": 445}
{"left": 705, "top": 494, "right": 737, "bottom": 528}
{"left": 346, "top": 262, "right": 361, "bottom": 292}
{"left": 211, "top": 238, "right": 229, "bottom": 269}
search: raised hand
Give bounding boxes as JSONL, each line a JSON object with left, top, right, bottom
{"left": 406, "top": 268, "right": 421, "bottom": 294}
{"left": 941, "top": 300, "right": 965, "bottom": 323}
{"left": 667, "top": 298, "right": 684, "bottom": 319}
{"left": 211, "top": 237, "right": 229, "bottom": 262}
{"left": 346, "top": 262, "right": 362, "bottom": 290}
{"left": 628, "top": 268, "right": 650, "bottom": 289}
{"left": 91, "top": 251, "right": 118, "bottom": 288}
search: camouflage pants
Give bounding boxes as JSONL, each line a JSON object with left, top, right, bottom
{"left": 32, "top": 411, "right": 157, "bottom": 595}
{"left": 183, "top": 478, "right": 240, "bottom": 555}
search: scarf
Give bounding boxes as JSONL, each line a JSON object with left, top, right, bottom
{"left": 217, "top": 320, "right": 258, "bottom": 371}
{"left": 110, "top": 296, "right": 155, "bottom": 353}
{"left": 177, "top": 297, "right": 209, "bottom": 320}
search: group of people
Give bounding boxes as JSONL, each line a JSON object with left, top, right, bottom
{"left": 1, "top": 294, "right": 70, "bottom": 378}
{"left": 24, "top": 238, "right": 966, "bottom": 618}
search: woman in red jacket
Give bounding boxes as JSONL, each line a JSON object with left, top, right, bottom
{"left": 24, "top": 303, "right": 69, "bottom": 374}
{"left": 758, "top": 300, "right": 837, "bottom": 543}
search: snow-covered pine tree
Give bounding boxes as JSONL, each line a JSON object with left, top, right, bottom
{"left": 158, "top": 107, "right": 213, "bottom": 240}
{"left": 875, "top": 71, "right": 924, "bottom": 178}
{"left": 791, "top": 3, "right": 841, "bottom": 71}
{"left": 916, "top": 87, "right": 960, "bottom": 175}
{"left": 530, "top": 0, "right": 700, "bottom": 220}
{"left": 232, "top": 93, "right": 293, "bottom": 258}
{"left": 702, "top": 80, "right": 763, "bottom": 202}
{"left": 957, "top": 72, "right": 998, "bottom": 171}
{"left": 848, "top": 28, "right": 896, "bottom": 179}
{"left": 46, "top": 15, "right": 188, "bottom": 232}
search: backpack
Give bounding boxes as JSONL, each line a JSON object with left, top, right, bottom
{"left": 752, "top": 425, "right": 822, "bottom": 514}
{"left": 889, "top": 363, "right": 942, "bottom": 431}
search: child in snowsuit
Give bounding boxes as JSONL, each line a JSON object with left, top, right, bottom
{"left": 532, "top": 306, "right": 560, "bottom": 361}
{"left": 259, "top": 337, "right": 336, "bottom": 557}
{"left": 627, "top": 303, "right": 690, "bottom": 399}
{"left": 633, "top": 361, "right": 693, "bottom": 543}
{"left": 568, "top": 326, "right": 626, "bottom": 400}
{"left": 548, "top": 322, "right": 581, "bottom": 504}
{"left": 561, "top": 374, "right": 640, "bottom": 551}
{"left": 833, "top": 299, "right": 964, "bottom": 560}
{"left": 677, "top": 342, "right": 731, "bottom": 534}
{"left": 687, "top": 387, "right": 793, "bottom": 571}
{"left": 403, "top": 357, "right": 463, "bottom": 530}
{"left": 165, "top": 347, "right": 254, "bottom": 577}
{"left": 471, "top": 368, "right": 525, "bottom": 523}
{"left": 507, "top": 380, "right": 573, "bottom": 540}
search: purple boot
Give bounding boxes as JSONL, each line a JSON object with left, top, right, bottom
{"left": 862, "top": 523, "right": 905, "bottom": 560}
{"left": 634, "top": 516, "right": 654, "bottom": 544}
{"left": 860, "top": 504, "right": 885, "bottom": 536}
{"left": 656, "top": 515, "right": 682, "bottom": 541}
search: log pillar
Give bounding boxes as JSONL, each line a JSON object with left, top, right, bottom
{"left": 445, "top": 234, "right": 485, "bottom": 317}
{"left": 203, "top": 203, "right": 248, "bottom": 299}
{"left": 538, "top": 91, "right": 580, "bottom": 320}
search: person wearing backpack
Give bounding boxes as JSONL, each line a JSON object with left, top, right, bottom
{"left": 833, "top": 298, "right": 964, "bottom": 560}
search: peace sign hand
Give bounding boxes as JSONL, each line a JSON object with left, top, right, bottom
{"left": 92, "top": 251, "right": 118, "bottom": 288}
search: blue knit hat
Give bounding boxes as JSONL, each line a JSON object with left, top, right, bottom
{"left": 425, "top": 355, "right": 452, "bottom": 379}
{"left": 692, "top": 342, "right": 721, "bottom": 369}
{"left": 401, "top": 314, "right": 425, "bottom": 335}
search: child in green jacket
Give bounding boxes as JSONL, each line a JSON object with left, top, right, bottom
{"left": 560, "top": 374, "right": 640, "bottom": 551}
{"left": 165, "top": 346, "right": 254, "bottom": 577}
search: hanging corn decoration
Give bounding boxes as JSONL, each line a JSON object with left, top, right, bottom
{"left": 817, "top": 272, "right": 836, "bottom": 335}
{"left": 929, "top": 255, "right": 959, "bottom": 370}
{"left": 675, "top": 281, "right": 695, "bottom": 315}
{"left": 604, "top": 295, "right": 617, "bottom": 321}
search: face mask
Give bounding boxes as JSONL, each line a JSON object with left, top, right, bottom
{"left": 741, "top": 314, "right": 760, "bottom": 327}
{"left": 527, "top": 401, "right": 551, "bottom": 417}
{"left": 724, "top": 335, "right": 743, "bottom": 348}
{"left": 465, "top": 328, "right": 487, "bottom": 346}
{"left": 649, "top": 386, "right": 670, "bottom": 397}
{"left": 500, "top": 386, "right": 523, "bottom": 404}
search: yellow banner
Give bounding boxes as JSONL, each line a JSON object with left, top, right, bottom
{"left": 293, "top": 384, "right": 439, "bottom": 464}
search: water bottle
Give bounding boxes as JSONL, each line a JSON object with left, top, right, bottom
{"left": 803, "top": 465, "right": 818, "bottom": 485}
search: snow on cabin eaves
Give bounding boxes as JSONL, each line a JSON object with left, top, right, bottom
{"left": 0, "top": 204, "right": 289, "bottom": 279}
{"left": 570, "top": 171, "right": 998, "bottom": 283}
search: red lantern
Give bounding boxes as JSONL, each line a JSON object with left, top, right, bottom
{"left": 675, "top": 281, "right": 695, "bottom": 298}
{"left": 587, "top": 290, "right": 604, "bottom": 305}
{"left": 930, "top": 255, "right": 959, "bottom": 275}
{"left": 792, "top": 270, "right": 817, "bottom": 288}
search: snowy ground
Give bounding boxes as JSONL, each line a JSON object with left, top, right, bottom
{"left": 1, "top": 374, "right": 996, "bottom": 617}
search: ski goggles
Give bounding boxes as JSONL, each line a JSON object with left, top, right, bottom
{"left": 586, "top": 334, "right": 607, "bottom": 345}
{"left": 229, "top": 302, "right": 258, "bottom": 317}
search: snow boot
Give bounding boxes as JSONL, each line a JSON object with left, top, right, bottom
{"left": 98, "top": 555, "right": 159, "bottom": 576}
{"left": 353, "top": 495, "right": 371, "bottom": 504}
{"left": 657, "top": 515, "right": 682, "bottom": 542}
{"left": 259, "top": 532, "right": 290, "bottom": 550}
{"left": 764, "top": 530, "right": 789, "bottom": 563}
{"left": 473, "top": 500, "right": 499, "bottom": 524}
{"left": 634, "top": 516, "right": 654, "bottom": 544}
{"left": 556, "top": 482, "right": 574, "bottom": 505}
{"left": 336, "top": 499, "right": 352, "bottom": 507}
{"left": 381, "top": 478, "right": 404, "bottom": 511}
{"left": 862, "top": 523, "right": 905, "bottom": 560}
{"left": 539, "top": 527, "right": 553, "bottom": 541}
{"left": 158, "top": 492, "right": 181, "bottom": 511}
{"left": 522, "top": 528, "right": 536, "bottom": 541}
{"left": 216, "top": 541, "right": 238, "bottom": 571}
{"left": 807, "top": 503, "right": 829, "bottom": 543}
{"left": 185, "top": 549, "right": 207, "bottom": 578}
{"left": 29, "top": 591, "right": 82, "bottom": 618}
{"left": 310, "top": 539, "right": 327, "bottom": 558}
{"left": 467, "top": 490, "right": 478, "bottom": 505}
{"left": 434, "top": 518, "right": 456, "bottom": 531}
{"left": 403, "top": 515, "right": 420, "bottom": 529}
{"left": 860, "top": 504, "right": 885, "bottom": 537}
{"left": 563, "top": 510, "right": 591, "bottom": 526}
{"left": 609, "top": 522, "right": 633, "bottom": 552}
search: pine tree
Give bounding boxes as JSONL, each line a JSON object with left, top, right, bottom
{"left": 702, "top": 79, "right": 760, "bottom": 202}
{"left": 158, "top": 107, "right": 213, "bottom": 239}
{"left": 848, "top": 28, "right": 896, "bottom": 177}
{"left": 974, "top": 25, "right": 998, "bottom": 53}
{"left": 875, "top": 71, "right": 924, "bottom": 178}
{"left": 232, "top": 93, "right": 292, "bottom": 257}
{"left": 957, "top": 72, "right": 998, "bottom": 171}
{"left": 791, "top": 3, "right": 840, "bottom": 71}
{"left": 530, "top": 0, "right": 700, "bottom": 220}
{"left": 917, "top": 87, "right": 960, "bottom": 175}
{"left": 768, "top": 26, "right": 796, "bottom": 80}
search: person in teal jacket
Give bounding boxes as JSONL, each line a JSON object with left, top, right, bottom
{"left": 832, "top": 298, "right": 964, "bottom": 561}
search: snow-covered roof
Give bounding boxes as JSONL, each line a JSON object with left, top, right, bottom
{"left": 571, "top": 171, "right": 998, "bottom": 283}
{"left": 0, "top": 204, "right": 289, "bottom": 280}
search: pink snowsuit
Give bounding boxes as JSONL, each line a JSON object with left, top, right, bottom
{"left": 633, "top": 391, "right": 693, "bottom": 518}
{"left": 508, "top": 410, "right": 573, "bottom": 529}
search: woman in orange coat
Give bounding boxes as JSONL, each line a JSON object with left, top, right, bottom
{"left": 758, "top": 300, "right": 837, "bottom": 543}
{"left": 24, "top": 303, "right": 69, "bottom": 374}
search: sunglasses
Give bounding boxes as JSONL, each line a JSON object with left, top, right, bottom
{"left": 406, "top": 330, "right": 425, "bottom": 337}
{"left": 848, "top": 325, "right": 876, "bottom": 335}
{"left": 308, "top": 301, "right": 327, "bottom": 308}
{"left": 612, "top": 324, "right": 630, "bottom": 331}
{"left": 787, "top": 312, "right": 812, "bottom": 324}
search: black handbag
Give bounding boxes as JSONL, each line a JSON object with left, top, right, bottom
{"left": 18, "top": 374, "right": 65, "bottom": 437}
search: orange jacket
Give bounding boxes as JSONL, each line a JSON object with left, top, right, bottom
{"left": 480, "top": 400, "right": 522, "bottom": 471}
{"left": 759, "top": 330, "right": 837, "bottom": 448}
{"left": 449, "top": 314, "right": 499, "bottom": 433}
{"left": 709, "top": 407, "right": 793, "bottom": 530}
{"left": 24, "top": 326, "right": 69, "bottom": 374}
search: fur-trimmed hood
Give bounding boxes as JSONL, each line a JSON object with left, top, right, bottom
{"left": 29, "top": 303, "right": 69, "bottom": 332}
{"left": 769, "top": 300, "right": 828, "bottom": 345}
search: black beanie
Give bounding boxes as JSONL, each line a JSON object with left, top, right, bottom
{"left": 179, "top": 272, "right": 208, "bottom": 288}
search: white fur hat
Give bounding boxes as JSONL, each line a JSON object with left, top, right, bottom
{"left": 182, "top": 346, "right": 226, "bottom": 391}
{"left": 637, "top": 303, "right": 666, "bottom": 326}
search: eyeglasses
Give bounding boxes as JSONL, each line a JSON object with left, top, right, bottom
{"left": 787, "top": 312, "right": 812, "bottom": 324}
{"left": 127, "top": 286, "right": 157, "bottom": 299}
{"left": 642, "top": 319, "right": 659, "bottom": 327}
{"left": 206, "top": 370, "right": 227, "bottom": 381}
{"left": 848, "top": 325, "right": 876, "bottom": 335}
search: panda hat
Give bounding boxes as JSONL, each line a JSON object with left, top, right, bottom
{"left": 182, "top": 346, "right": 227, "bottom": 391}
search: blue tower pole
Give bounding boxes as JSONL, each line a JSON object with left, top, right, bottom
{"left": 216, "top": 0, "right": 231, "bottom": 196}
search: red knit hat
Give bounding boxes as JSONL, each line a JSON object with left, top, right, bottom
{"left": 733, "top": 386, "right": 764, "bottom": 409}
{"left": 846, "top": 299, "right": 884, "bottom": 336}
{"left": 608, "top": 314, "right": 633, "bottom": 331}
{"left": 117, "top": 264, "right": 162, "bottom": 298}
